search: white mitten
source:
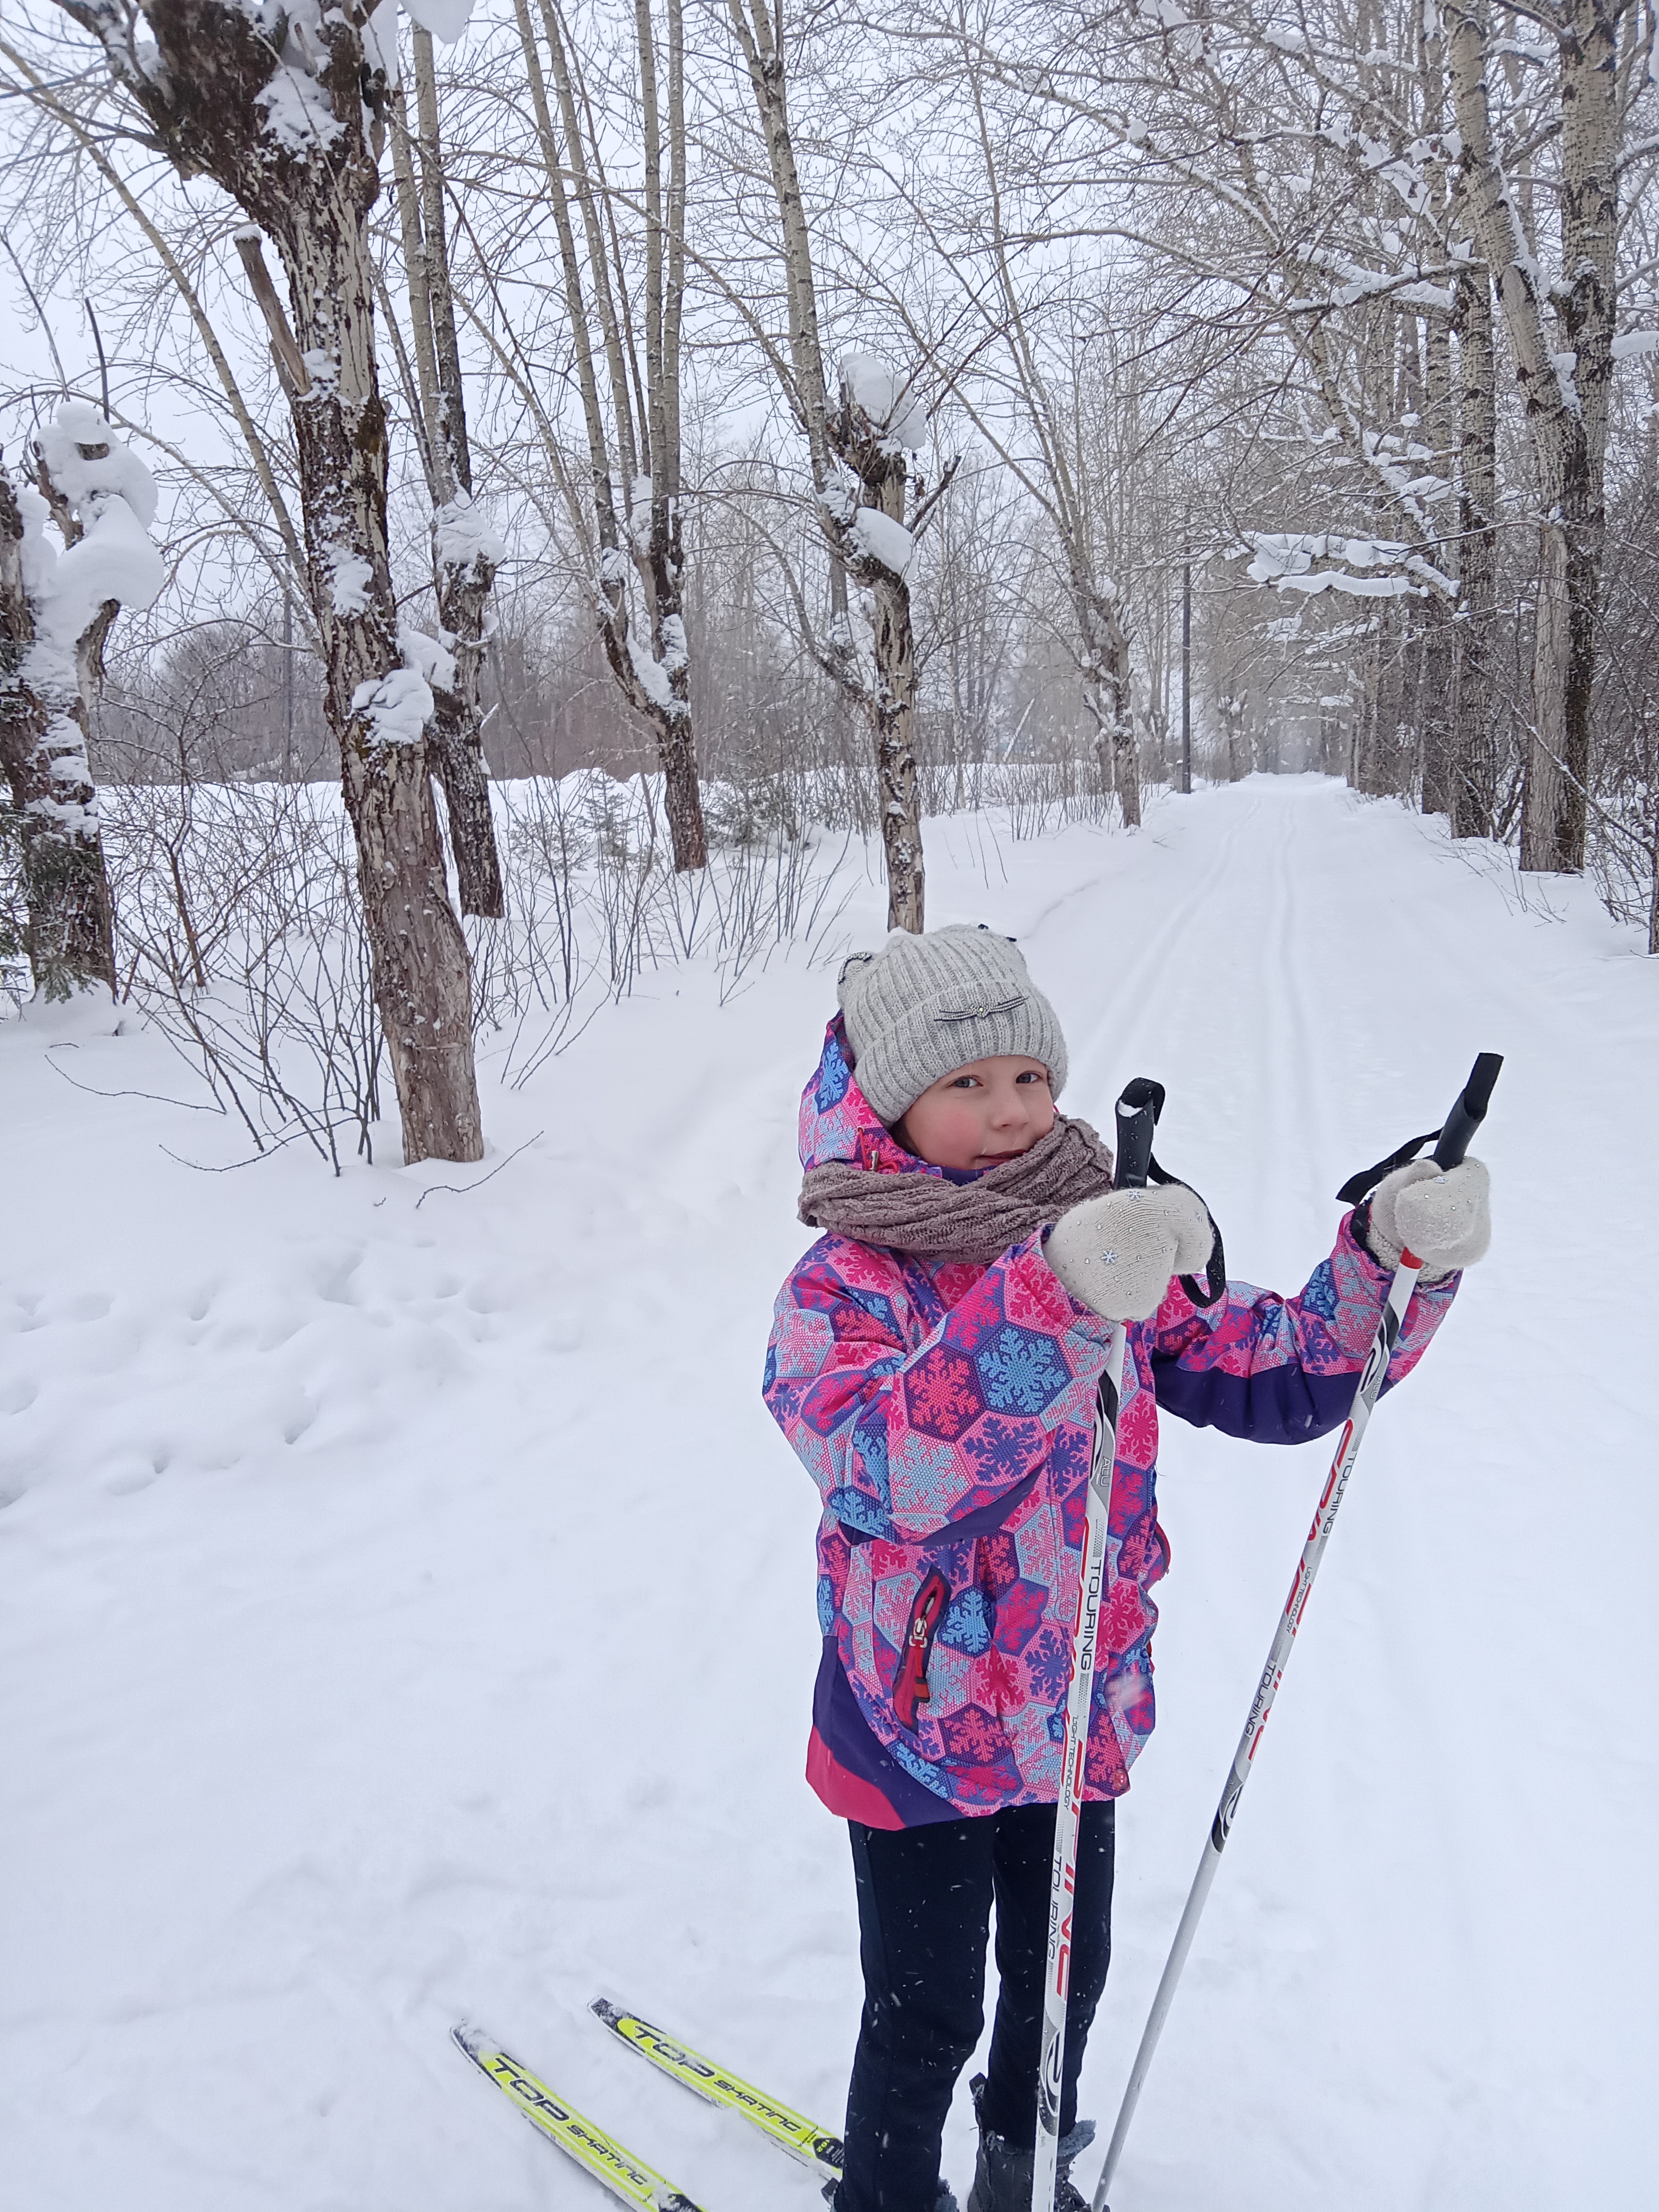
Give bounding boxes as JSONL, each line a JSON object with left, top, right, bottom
{"left": 1046, "top": 1183, "right": 1214, "bottom": 1323}
{"left": 1366, "top": 1156, "right": 1490, "bottom": 1280}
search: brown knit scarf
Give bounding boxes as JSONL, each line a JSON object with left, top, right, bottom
{"left": 798, "top": 1114, "right": 1116, "bottom": 1263}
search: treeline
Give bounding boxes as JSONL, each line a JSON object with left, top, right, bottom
{"left": 1, "top": 0, "right": 1654, "bottom": 1164}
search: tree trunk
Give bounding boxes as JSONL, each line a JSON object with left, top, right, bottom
{"left": 0, "top": 477, "right": 116, "bottom": 999}
{"left": 1103, "top": 622, "right": 1141, "bottom": 827}
{"left": 1420, "top": 597, "right": 1455, "bottom": 815}
{"left": 278, "top": 204, "right": 482, "bottom": 1163}
{"left": 1420, "top": 308, "right": 1456, "bottom": 816}
{"left": 1453, "top": 250, "right": 1498, "bottom": 837}
{"left": 395, "top": 37, "right": 504, "bottom": 919}
{"left": 727, "top": 0, "right": 924, "bottom": 924}
{"left": 68, "top": 0, "right": 485, "bottom": 1160}
{"left": 871, "top": 567, "right": 924, "bottom": 931}
{"left": 1541, "top": 0, "right": 1621, "bottom": 873}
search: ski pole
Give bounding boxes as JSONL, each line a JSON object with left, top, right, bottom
{"left": 1033, "top": 1078, "right": 1161, "bottom": 2212}
{"left": 1091, "top": 1051, "right": 1502, "bottom": 2211}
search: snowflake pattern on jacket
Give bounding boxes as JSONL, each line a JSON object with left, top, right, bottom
{"left": 764, "top": 1017, "right": 1460, "bottom": 1828}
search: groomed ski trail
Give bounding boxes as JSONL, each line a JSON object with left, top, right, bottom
{"left": 1, "top": 776, "right": 1652, "bottom": 2212}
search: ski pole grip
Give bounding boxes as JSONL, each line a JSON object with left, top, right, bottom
{"left": 1432, "top": 1052, "right": 1502, "bottom": 1171}
{"left": 1114, "top": 1078, "right": 1160, "bottom": 1192}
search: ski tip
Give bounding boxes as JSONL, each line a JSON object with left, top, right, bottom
{"left": 591, "top": 1997, "right": 624, "bottom": 2028}
{"left": 453, "top": 2021, "right": 511, "bottom": 2068}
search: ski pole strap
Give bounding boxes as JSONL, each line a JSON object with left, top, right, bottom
{"left": 1147, "top": 1156, "right": 1226, "bottom": 1308}
{"left": 1334, "top": 1128, "right": 1440, "bottom": 1207}
{"left": 1334, "top": 1053, "right": 1503, "bottom": 1204}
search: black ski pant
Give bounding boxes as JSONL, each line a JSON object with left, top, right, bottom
{"left": 838, "top": 1799, "right": 1115, "bottom": 2212}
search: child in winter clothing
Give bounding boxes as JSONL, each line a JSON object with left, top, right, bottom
{"left": 764, "top": 925, "right": 1490, "bottom": 2212}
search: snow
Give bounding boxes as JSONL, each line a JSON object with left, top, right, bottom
{"left": 399, "top": 624, "right": 458, "bottom": 696}
{"left": 1245, "top": 531, "right": 1452, "bottom": 600}
{"left": 624, "top": 624, "right": 674, "bottom": 711}
{"left": 36, "top": 397, "right": 158, "bottom": 529}
{"left": 21, "top": 406, "right": 166, "bottom": 645}
{"left": 350, "top": 658, "right": 434, "bottom": 747}
{"left": 18, "top": 481, "right": 166, "bottom": 652}
{"left": 850, "top": 505, "right": 916, "bottom": 579}
{"left": 839, "top": 354, "right": 927, "bottom": 449}
{"left": 256, "top": 61, "right": 345, "bottom": 154}
{"left": 11, "top": 407, "right": 165, "bottom": 841}
{"left": 1, "top": 778, "right": 1653, "bottom": 2210}
{"left": 1611, "top": 329, "right": 1658, "bottom": 361}
{"left": 401, "top": 0, "right": 476, "bottom": 38}
{"left": 328, "top": 547, "right": 374, "bottom": 616}
{"left": 433, "top": 491, "right": 506, "bottom": 576}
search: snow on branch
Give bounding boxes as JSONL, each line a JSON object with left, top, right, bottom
{"left": 839, "top": 355, "right": 927, "bottom": 450}
{"left": 850, "top": 506, "right": 916, "bottom": 579}
{"left": 9, "top": 399, "right": 165, "bottom": 845}
{"left": 1244, "top": 532, "right": 1454, "bottom": 600}
{"left": 23, "top": 401, "right": 164, "bottom": 668}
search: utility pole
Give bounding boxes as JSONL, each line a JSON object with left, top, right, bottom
{"left": 1180, "top": 543, "right": 1192, "bottom": 795}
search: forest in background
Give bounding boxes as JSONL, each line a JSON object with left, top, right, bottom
{"left": 2, "top": 0, "right": 1655, "bottom": 1163}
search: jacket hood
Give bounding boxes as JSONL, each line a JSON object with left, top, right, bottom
{"left": 799, "top": 1015, "right": 950, "bottom": 1179}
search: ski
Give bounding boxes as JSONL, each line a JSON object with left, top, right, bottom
{"left": 591, "top": 1998, "right": 845, "bottom": 2186}
{"left": 451, "top": 2021, "right": 709, "bottom": 2211}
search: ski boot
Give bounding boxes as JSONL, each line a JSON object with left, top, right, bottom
{"left": 823, "top": 2179, "right": 960, "bottom": 2212}
{"left": 963, "top": 2075, "right": 1096, "bottom": 2212}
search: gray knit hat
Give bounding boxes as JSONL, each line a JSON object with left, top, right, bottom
{"left": 837, "top": 924, "right": 1068, "bottom": 1126}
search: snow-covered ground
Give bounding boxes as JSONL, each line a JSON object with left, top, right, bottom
{"left": 2, "top": 775, "right": 1653, "bottom": 2212}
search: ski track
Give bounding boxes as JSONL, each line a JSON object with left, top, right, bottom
{"left": 0, "top": 777, "right": 1652, "bottom": 2212}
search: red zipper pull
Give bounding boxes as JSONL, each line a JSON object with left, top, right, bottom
{"left": 893, "top": 1570, "right": 950, "bottom": 1731}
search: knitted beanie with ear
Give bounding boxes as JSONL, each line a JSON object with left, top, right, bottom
{"left": 836, "top": 923, "right": 1068, "bottom": 1127}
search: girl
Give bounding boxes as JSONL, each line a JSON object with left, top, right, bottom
{"left": 764, "top": 924, "right": 1490, "bottom": 2212}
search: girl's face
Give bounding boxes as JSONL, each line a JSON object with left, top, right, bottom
{"left": 895, "top": 1054, "right": 1057, "bottom": 1171}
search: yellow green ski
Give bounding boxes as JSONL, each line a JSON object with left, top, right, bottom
{"left": 591, "top": 1998, "right": 845, "bottom": 2185}
{"left": 452, "top": 2022, "right": 707, "bottom": 2210}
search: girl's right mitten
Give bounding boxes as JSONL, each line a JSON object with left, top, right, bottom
{"left": 1046, "top": 1183, "right": 1213, "bottom": 1323}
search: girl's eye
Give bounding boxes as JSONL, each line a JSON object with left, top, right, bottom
{"left": 1016, "top": 1070, "right": 1048, "bottom": 1086}
{"left": 950, "top": 1076, "right": 979, "bottom": 1089}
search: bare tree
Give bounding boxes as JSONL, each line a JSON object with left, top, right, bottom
{"left": 722, "top": 0, "right": 954, "bottom": 930}
{"left": 383, "top": 25, "right": 504, "bottom": 918}
{"left": 492, "top": 0, "right": 708, "bottom": 873}
{"left": 53, "top": 0, "right": 483, "bottom": 1160}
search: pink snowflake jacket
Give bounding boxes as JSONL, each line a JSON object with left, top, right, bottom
{"left": 764, "top": 1019, "right": 1460, "bottom": 1829}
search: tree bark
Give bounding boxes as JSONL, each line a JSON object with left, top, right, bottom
{"left": 396, "top": 37, "right": 504, "bottom": 919}
{"left": 1420, "top": 311, "right": 1456, "bottom": 817}
{"left": 61, "top": 0, "right": 483, "bottom": 1160}
{"left": 0, "top": 474, "right": 116, "bottom": 998}
{"left": 1452, "top": 248, "right": 1498, "bottom": 836}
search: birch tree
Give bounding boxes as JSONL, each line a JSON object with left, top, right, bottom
{"left": 384, "top": 26, "right": 504, "bottom": 917}
{"left": 1448, "top": 0, "right": 1648, "bottom": 871}
{"left": 52, "top": 0, "right": 484, "bottom": 1161}
{"left": 487, "top": 0, "right": 708, "bottom": 873}
{"left": 722, "top": 0, "right": 953, "bottom": 931}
